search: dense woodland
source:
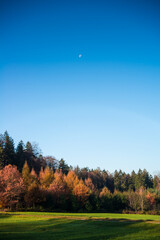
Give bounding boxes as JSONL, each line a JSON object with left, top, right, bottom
{"left": 0, "top": 131, "right": 160, "bottom": 213}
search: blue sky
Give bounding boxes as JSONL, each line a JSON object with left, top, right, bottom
{"left": 1, "top": 0, "right": 160, "bottom": 174}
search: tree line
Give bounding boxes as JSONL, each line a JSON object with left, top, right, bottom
{"left": 0, "top": 131, "right": 160, "bottom": 213}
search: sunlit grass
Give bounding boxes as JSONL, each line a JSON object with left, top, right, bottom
{"left": 0, "top": 212, "right": 160, "bottom": 240}
{"left": 3, "top": 211, "right": 160, "bottom": 221}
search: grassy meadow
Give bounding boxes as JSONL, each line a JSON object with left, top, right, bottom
{"left": 0, "top": 212, "right": 160, "bottom": 240}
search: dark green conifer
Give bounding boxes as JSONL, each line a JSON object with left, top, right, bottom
{"left": 3, "top": 131, "right": 15, "bottom": 166}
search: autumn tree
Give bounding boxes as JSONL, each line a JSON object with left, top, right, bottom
{"left": 24, "top": 182, "right": 43, "bottom": 209}
{"left": 65, "top": 170, "right": 79, "bottom": 192}
{"left": 85, "top": 178, "right": 95, "bottom": 192}
{"left": 48, "top": 170, "right": 68, "bottom": 209}
{"left": 146, "top": 191, "right": 156, "bottom": 210}
{"left": 100, "top": 186, "right": 111, "bottom": 198}
{"left": 49, "top": 170, "right": 66, "bottom": 196}
{"left": 28, "top": 168, "right": 38, "bottom": 186}
{"left": 39, "top": 166, "right": 54, "bottom": 189}
{"left": 22, "top": 161, "right": 30, "bottom": 188}
{"left": 99, "top": 187, "right": 113, "bottom": 211}
{"left": 24, "top": 167, "right": 45, "bottom": 209}
{"left": 73, "top": 179, "right": 90, "bottom": 205}
{"left": 0, "top": 165, "right": 24, "bottom": 209}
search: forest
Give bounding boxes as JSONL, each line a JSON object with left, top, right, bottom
{"left": 0, "top": 131, "right": 160, "bottom": 213}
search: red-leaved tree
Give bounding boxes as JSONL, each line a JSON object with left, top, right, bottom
{"left": 0, "top": 164, "right": 25, "bottom": 209}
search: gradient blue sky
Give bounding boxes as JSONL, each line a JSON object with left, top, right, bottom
{"left": 1, "top": 0, "right": 160, "bottom": 174}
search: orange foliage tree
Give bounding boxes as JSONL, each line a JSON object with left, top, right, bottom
{"left": 39, "top": 166, "right": 54, "bottom": 189}
{"left": 24, "top": 167, "right": 45, "bottom": 208}
{"left": 99, "top": 186, "right": 111, "bottom": 198}
{"left": 146, "top": 191, "right": 156, "bottom": 208}
{"left": 85, "top": 178, "right": 95, "bottom": 192}
{"left": 73, "top": 179, "right": 90, "bottom": 205}
{"left": 0, "top": 165, "right": 24, "bottom": 209}
{"left": 65, "top": 170, "right": 79, "bottom": 192}
{"left": 48, "top": 170, "right": 68, "bottom": 207}
{"left": 22, "top": 161, "right": 30, "bottom": 188}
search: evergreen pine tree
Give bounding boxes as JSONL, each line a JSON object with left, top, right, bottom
{"left": 26, "top": 142, "right": 33, "bottom": 154}
{"left": 16, "top": 140, "right": 25, "bottom": 171}
{"left": 3, "top": 131, "right": 15, "bottom": 166}
{"left": 24, "top": 141, "right": 34, "bottom": 170}
{"left": 59, "top": 158, "right": 69, "bottom": 175}
{"left": 0, "top": 134, "right": 5, "bottom": 169}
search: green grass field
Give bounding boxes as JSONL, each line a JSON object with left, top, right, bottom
{"left": 0, "top": 212, "right": 160, "bottom": 240}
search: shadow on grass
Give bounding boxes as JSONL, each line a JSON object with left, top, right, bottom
{"left": 37, "top": 218, "right": 158, "bottom": 239}
{"left": 0, "top": 216, "right": 160, "bottom": 240}
{"left": 0, "top": 213, "right": 11, "bottom": 219}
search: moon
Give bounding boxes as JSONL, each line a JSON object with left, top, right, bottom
{"left": 78, "top": 54, "right": 82, "bottom": 58}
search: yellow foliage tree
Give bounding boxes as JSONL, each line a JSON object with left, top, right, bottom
{"left": 39, "top": 166, "right": 54, "bottom": 189}
{"left": 73, "top": 179, "right": 90, "bottom": 205}
{"left": 65, "top": 170, "right": 79, "bottom": 192}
